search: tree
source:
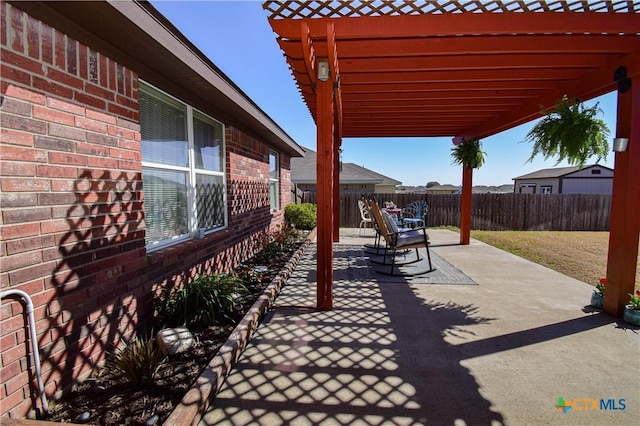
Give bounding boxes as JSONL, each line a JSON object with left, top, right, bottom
{"left": 426, "top": 181, "right": 440, "bottom": 188}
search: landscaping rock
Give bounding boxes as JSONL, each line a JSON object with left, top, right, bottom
{"left": 156, "top": 327, "right": 195, "bottom": 356}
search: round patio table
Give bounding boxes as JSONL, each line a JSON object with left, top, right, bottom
{"left": 382, "top": 207, "right": 402, "bottom": 224}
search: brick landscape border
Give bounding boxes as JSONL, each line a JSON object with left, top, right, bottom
{"left": 163, "top": 227, "right": 317, "bottom": 426}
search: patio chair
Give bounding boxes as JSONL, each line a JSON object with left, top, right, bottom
{"left": 362, "top": 196, "right": 411, "bottom": 256}
{"left": 361, "top": 196, "right": 387, "bottom": 255}
{"left": 402, "top": 200, "right": 428, "bottom": 229}
{"left": 358, "top": 198, "right": 373, "bottom": 235}
{"left": 368, "top": 199, "right": 434, "bottom": 276}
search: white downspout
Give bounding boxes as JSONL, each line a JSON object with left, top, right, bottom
{"left": 0, "top": 289, "right": 49, "bottom": 415}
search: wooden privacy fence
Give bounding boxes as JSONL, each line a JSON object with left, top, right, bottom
{"left": 302, "top": 192, "right": 612, "bottom": 231}
{"left": 291, "top": 183, "right": 305, "bottom": 204}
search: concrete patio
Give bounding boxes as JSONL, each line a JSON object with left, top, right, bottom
{"left": 201, "top": 228, "right": 639, "bottom": 426}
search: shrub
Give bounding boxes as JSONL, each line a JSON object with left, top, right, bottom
{"left": 155, "top": 273, "right": 247, "bottom": 330}
{"left": 256, "top": 224, "right": 302, "bottom": 261}
{"left": 285, "top": 203, "right": 317, "bottom": 230}
{"left": 258, "top": 229, "right": 284, "bottom": 260}
{"left": 105, "top": 335, "right": 165, "bottom": 388}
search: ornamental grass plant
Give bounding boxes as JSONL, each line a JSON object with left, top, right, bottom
{"left": 154, "top": 273, "right": 247, "bottom": 331}
{"left": 105, "top": 335, "right": 166, "bottom": 388}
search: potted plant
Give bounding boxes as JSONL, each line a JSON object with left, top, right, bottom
{"left": 524, "top": 96, "right": 610, "bottom": 167}
{"left": 451, "top": 138, "right": 486, "bottom": 169}
{"left": 590, "top": 278, "right": 606, "bottom": 309}
{"left": 623, "top": 290, "right": 640, "bottom": 326}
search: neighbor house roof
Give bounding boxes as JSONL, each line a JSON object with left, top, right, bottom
{"left": 513, "top": 164, "right": 613, "bottom": 180}
{"left": 291, "top": 147, "right": 401, "bottom": 186}
{"left": 12, "top": 0, "right": 304, "bottom": 157}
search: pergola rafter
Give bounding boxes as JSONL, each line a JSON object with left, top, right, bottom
{"left": 263, "top": 0, "right": 640, "bottom": 317}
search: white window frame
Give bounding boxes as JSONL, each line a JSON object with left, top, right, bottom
{"left": 269, "top": 149, "right": 280, "bottom": 211}
{"left": 541, "top": 185, "right": 553, "bottom": 194}
{"left": 140, "top": 81, "right": 227, "bottom": 251}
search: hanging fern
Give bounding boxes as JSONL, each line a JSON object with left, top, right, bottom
{"left": 451, "top": 138, "right": 486, "bottom": 169}
{"left": 524, "top": 96, "right": 610, "bottom": 167}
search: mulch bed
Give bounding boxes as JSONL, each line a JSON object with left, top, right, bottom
{"left": 46, "top": 232, "right": 310, "bottom": 425}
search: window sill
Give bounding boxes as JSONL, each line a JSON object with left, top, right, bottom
{"left": 146, "top": 228, "right": 228, "bottom": 265}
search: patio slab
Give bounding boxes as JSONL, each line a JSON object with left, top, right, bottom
{"left": 200, "top": 228, "right": 639, "bottom": 426}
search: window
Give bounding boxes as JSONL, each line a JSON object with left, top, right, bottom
{"left": 269, "top": 150, "right": 279, "bottom": 211}
{"left": 519, "top": 184, "right": 536, "bottom": 194}
{"left": 541, "top": 186, "right": 552, "bottom": 194}
{"left": 140, "top": 82, "right": 226, "bottom": 249}
{"left": 591, "top": 169, "right": 601, "bottom": 175}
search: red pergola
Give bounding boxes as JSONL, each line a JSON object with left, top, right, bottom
{"left": 264, "top": 0, "right": 640, "bottom": 316}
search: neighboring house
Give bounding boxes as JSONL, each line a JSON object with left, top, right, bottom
{"left": 425, "top": 184, "right": 460, "bottom": 194}
{"left": 292, "top": 147, "right": 401, "bottom": 193}
{"left": 472, "top": 184, "right": 514, "bottom": 194}
{"left": 513, "top": 165, "right": 614, "bottom": 194}
{"left": 0, "top": 0, "right": 303, "bottom": 418}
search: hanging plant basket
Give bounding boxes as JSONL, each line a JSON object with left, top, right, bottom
{"left": 451, "top": 138, "right": 486, "bottom": 169}
{"left": 524, "top": 96, "right": 610, "bottom": 167}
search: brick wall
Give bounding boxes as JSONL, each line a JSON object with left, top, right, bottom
{"left": 1, "top": 2, "right": 143, "bottom": 417}
{"left": 1, "top": 1, "right": 292, "bottom": 418}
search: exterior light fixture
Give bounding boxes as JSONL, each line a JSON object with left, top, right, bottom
{"left": 613, "top": 137, "right": 629, "bottom": 152}
{"left": 317, "top": 60, "right": 330, "bottom": 81}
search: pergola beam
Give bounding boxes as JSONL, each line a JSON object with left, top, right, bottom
{"left": 342, "top": 81, "right": 559, "bottom": 93}
{"left": 279, "top": 35, "right": 639, "bottom": 59}
{"left": 288, "top": 54, "right": 605, "bottom": 74}
{"left": 336, "top": 69, "right": 581, "bottom": 85}
{"left": 270, "top": 12, "right": 640, "bottom": 40}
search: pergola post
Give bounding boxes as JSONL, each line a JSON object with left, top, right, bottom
{"left": 460, "top": 165, "right": 473, "bottom": 245}
{"left": 604, "top": 77, "right": 639, "bottom": 317}
{"left": 316, "top": 76, "right": 334, "bottom": 310}
{"left": 333, "top": 140, "right": 340, "bottom": 242}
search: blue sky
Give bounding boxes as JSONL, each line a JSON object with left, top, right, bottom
{"left": 151, "top": 0, "right": 618, "bottom": 187}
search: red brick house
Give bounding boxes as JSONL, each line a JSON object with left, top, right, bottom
{"left": 0, "top": 0, "right": 303, "bottom": 418}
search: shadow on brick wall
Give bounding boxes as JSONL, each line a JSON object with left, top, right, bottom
{"left": 44, "top": 169, "right": 145, "bottom": 392}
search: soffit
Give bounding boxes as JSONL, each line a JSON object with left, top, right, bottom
{"left": 264, "top": 0, "right": 640, "bottom": 140}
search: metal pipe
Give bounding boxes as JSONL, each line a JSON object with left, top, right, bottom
{"left": 0, "top": 289, "right": 49, "bottom": 415}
